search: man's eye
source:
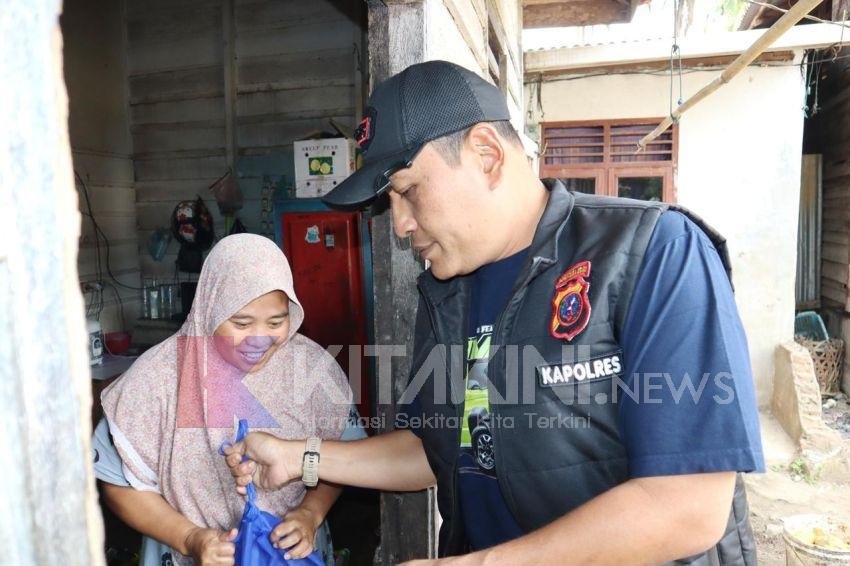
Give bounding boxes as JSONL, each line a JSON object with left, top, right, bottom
{"left": 232, "top": 322, "right": 250, "bottom": 329}
{"left": 268, "top": 322, "right": 283, "bottom": 329}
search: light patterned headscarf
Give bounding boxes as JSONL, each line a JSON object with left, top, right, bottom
{"left": 101, "top": 234, "right": 351, "bottom": 565}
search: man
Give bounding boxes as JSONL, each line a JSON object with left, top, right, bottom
{"left": 224, "top": 60, "right": 764, "bottom": 565}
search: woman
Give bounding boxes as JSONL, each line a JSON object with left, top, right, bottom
{"left": 95, "top": 234, "right": 358, "bottom": 566}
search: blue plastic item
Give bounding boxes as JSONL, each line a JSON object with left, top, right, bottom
{"left": 794, "top": 311, "right": 829, "bottom": 341}
{"left": 222, "top": 420, "right": 325, "bottom": 566}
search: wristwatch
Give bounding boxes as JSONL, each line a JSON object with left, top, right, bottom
{"left": 302, "top": 437, "right": 322, "bottom": 487}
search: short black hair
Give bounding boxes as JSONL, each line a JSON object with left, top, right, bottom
{"left": 428, "top": 120, "right": 523, "bottom": 166}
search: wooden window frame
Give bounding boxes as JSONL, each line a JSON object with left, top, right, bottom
{"left": 539, "top": 118, "right": 679, "bottom": 202}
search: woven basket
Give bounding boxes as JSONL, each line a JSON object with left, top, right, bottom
{"left": 794, "top": 336, "right": 845, "bottom": 396}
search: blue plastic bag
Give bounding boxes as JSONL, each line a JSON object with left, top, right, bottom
{"left": 221, "top": 420, "right": 325, "bottom": 566}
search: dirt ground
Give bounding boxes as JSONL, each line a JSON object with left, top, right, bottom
{"left": 747, "top": 397, "right": 850, "bottom": 565}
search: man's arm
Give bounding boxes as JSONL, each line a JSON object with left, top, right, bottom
{"left": 412, "top": 472, "right": 735, "bottom": 566}
{"left": 224, "top": 429, "right": 436, "bottom": 493}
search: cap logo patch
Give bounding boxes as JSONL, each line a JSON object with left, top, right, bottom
{"left": 355, "top": 107, "right": 376, "bottom": 151}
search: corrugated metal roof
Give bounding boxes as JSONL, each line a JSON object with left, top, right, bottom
{"left": 525, "top": 35, "right": 667, "bottom": 52}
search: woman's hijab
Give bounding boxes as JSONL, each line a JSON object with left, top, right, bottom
{"left": 101, "top": 234, "right": 350, "bottom": 562}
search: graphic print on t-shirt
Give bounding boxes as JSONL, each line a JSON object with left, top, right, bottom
{"left": 461, "top": 323, "right": 497, "bottom": 474}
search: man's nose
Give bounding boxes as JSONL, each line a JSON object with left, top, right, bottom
{"left": 390, "top": 195, "right": 416, "bottom": 239}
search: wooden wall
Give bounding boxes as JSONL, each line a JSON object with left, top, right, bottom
{"left": 810, "top": 53, "right": 850, "bottom": 313}
{"left": 126, "top": 0, "right": 365, "bottom": 280}
{"left": 63, "top": 0, "right": 139, "bottom": 333}
{"left": 437, "top": 0, "right": 524, "bottom": 126}
{"left": 808, "top": 47, "right": 850, "bottom": 393}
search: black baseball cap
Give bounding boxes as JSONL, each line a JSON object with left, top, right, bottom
{"left": 322, "top": 60, "right": 511, "bottom": 208}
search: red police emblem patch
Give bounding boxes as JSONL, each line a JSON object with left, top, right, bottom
{"left": 550, "top": 260, "right": 592, "bottom": 341}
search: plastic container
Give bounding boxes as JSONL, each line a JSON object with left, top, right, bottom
{"left": 794, "top": 311, "right": 829, "bottom": 341}
{"left": 104, "top": 331, "right": 131, "bottom": 355}
{"left": 783, "top": 514, "right": 850, "bottom": 565}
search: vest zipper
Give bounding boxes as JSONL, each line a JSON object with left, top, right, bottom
{"left": 489, "top": 256, "right": 551, "bottom": 531}
{"left": 419, "top": 285, "right": 465, "bottom": 554}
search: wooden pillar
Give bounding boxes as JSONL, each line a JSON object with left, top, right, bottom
{"left": 367, "top": 0, "right": 438, "bottom": 563}
{"left": 0, "top": 0, "right": 105, "bottom": 564}
{"left": 222, "top": 0, "right": 238, "bottom": 173}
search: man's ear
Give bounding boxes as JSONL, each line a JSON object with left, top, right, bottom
{"left": 466, "top": 123, "right": 505, "bottom": 187}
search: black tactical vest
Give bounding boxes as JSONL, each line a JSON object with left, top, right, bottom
{"left": 404, "top": 179, "right": 757, "bottom": 564}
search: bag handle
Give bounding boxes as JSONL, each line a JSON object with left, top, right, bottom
{"left": 219, "top": 419, "right": 257, "bottom": 503}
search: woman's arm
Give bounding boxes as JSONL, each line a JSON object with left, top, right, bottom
{"left": 270, "top": 481, "right": 342, "bottom": 559}
{"left": 101, "top": 483, "right": 237, "bottom": 563}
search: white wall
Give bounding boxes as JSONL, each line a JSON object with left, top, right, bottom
{"left": 527, "top": 60, "right": 807, "bottom": 405}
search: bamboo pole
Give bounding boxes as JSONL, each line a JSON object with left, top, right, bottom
{"left": 637, "top": 0, "right": 824, "bottom": 150}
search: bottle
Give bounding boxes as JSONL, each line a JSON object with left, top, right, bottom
{"left": 140, "top": 278, "right": 150, "bottom": 319}
{"left": 148, "top": 278, "right": 160, "bottom": 319}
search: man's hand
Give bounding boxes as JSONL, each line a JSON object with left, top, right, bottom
{"left": 222, "top": 431, "right": 301, "bottom": 493}
{"left": 184, "top": 527, "right": 238, "bottom": 566}
{"left": 271, "top": 505, "right": 322, "bottom": 560}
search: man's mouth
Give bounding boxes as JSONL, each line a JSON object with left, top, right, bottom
{"left": 414, "top": 242, "right": 435, "bottom": 260}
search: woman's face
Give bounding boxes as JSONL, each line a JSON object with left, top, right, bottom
{"left": 213, "top": 290, "right": 291, "bottom": 373}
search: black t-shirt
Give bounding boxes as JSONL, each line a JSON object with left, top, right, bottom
{"left": 458, "top": 247, "right": 529, "bottom": 550}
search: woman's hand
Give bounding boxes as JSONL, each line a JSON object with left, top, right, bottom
{"left": 184, "top": 527, "right": 238, "bottom": 565}
{"left": 270, "top": 506, "right": 321, "bottom": 560}
{"left": 222, "top": 431, "right": 300, "bottom": 493}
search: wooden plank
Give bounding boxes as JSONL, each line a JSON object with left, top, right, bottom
{"left": 822, "top": 160, "right": 850, "bottom": 181}
{"left": 75, "top": 184, "right": 136, "bottom": 215}
{"left": 129, "top": 65, "right": 223, "bottom": 105}
{"left": 134, "top": 153, "right": 228, "bottom": 182}
{"left": 127, "top": 35, "right": 222, "bottom": 76}
{"left": 79, "top": 214, "right": 138, "bottom": 246}
{"left": 126, "top": 0, "right": 216, "bottom": 18}
{"left": 822, "top": 179, "right": 850, "bottom": 195}
{"left": 823, "top": 198, "right": 850, "bottom": 219}
{"left": 237, "top": 85, "right": 354, "bottom": 118}
{"left": 136, "top": 178, "right": 224, "bottom": 203}
{"left": 126, "top": 4, "right": 220, "bottom": 45}
{"left": 524, "top": 0, "right": 630, "bottom": 28}
{"left": 132, "top": 123, "right": 225, "bottom": 154}
{"left": 237, "top": 114, "right": 354, "bottom": 150}
{"left": 822, "top": 278, "right": 850, "bottom": 311}
{"left": 442, "top": 0, "right": 487, "bottom": 72}
{"left": 485, "top": 0, "right": 521, "bottom": 90}
{"left": 235, "top": 0, "right": 346, "bottom": 32}
{"left": 238, "top": 106, "right": 355, "bottom": 126}
{"left": 237, "top": 48, "right": 354, "bottom": 89}
{"left": 824, "top": 229, "right": 850, "bottom": 245}
{"left": 235, "top": 19, "right": 354, "bottom": 58}
{"left": 824, "top": 241, "right": 850, "bottom": 264}
{"left": 131, "top": 96, "right": 225, "bottom": 125}
{"left": 136, "top": 199, "right": 263, "bottom": 231}
{"left": 78, "top": 242, "right": 140, "bottom": 280}
{"left": 822, "top": 260, "right": 850, "bottom": 286}
{"left": 223, "top": 0, "right": 238, "bottom": 172}
{"left": 71, "top": 151, "right": 134, "bottom": 186}
{"left": 367, "top": 1, "right": 436, "bottom": 562}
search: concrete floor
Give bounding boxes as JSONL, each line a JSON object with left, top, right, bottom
{"left": 746, "top": 410, "right": 850, "bottom": 565}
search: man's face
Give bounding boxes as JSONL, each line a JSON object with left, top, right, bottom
{"left": 387, "top": 143, "right": 495, "bottom": 280}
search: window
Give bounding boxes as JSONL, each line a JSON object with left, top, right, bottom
{"left": 539, "top": 119, "right": 678, "bottom": 202}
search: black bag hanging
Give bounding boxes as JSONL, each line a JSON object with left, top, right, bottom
{"left": 171, "top": 197, "right": 215, "bottom": 273}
